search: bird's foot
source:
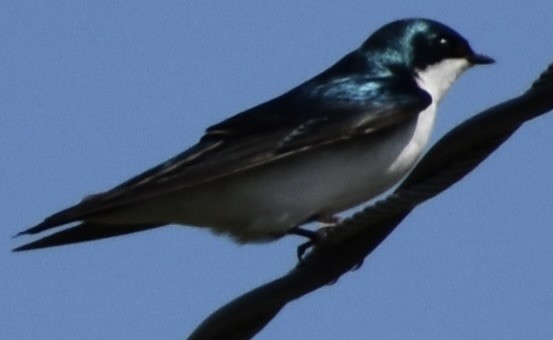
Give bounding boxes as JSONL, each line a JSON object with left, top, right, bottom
{"left": 288, "top": 226, "right": 334, "bottom": 263}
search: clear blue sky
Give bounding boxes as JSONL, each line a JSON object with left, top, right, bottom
{"left": 2, "top": 2, "right": 553, "bottom": 339}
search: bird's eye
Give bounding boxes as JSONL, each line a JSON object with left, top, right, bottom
{"left": 435, "top": 36, "right": 449, "bottom": 47}
{"left": 432, "top": 35, "right": 462, "bottom": 56}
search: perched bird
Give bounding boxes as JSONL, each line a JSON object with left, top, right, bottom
{"left": 14, "top": 18, "right": 493, "bottom": 252}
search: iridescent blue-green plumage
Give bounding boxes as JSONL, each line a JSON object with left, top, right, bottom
{"left": 14, "top": 18, "right": 493, "bottom": 251}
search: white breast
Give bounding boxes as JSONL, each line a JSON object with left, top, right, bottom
{"left": 98, "top": 58, "right": 473, "bottom": 243}
{"left": 415, "top": 58, "right": 470, "bottom": 102}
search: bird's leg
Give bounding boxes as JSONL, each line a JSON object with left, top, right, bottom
{"left": 287, "top": 226, "right": 320, "bottom": 261}
{"left": 287, "top": 226, "right": 319, "bottom": 240}
{"left": 288, "top": 214, "right": 342, "bottom": 261}
{"left": 296, "top": 241, "right": 313, "bottom": 263}
{"left": 287, "top": 226, "right": 321, "bottom": 261}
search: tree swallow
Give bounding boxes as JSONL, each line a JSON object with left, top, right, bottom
{"left": 14, "top": 18, "right": 494, "bottom": 251}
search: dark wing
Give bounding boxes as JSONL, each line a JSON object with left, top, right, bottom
{"left": 16, "top": 72, "right": 430, "bottom": 239}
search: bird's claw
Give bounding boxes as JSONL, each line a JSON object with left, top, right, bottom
{"left": 288, "top": 216, "right": 343, "bottom": 263}
{"left": 294, "top": 227, "right": 333, "bottom": 263}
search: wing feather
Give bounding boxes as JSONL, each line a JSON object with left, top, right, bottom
{"left": 18, "top": 68, "right": 431, "bottom": 236}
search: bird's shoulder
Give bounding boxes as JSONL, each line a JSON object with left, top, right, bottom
{"left": 204, "top": 52, "right": 431, "bottom": 142}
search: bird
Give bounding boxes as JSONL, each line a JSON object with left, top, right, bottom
{"left": 14, "top": 18, "right": 494, "bottom": 252}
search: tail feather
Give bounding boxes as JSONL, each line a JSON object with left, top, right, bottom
{"left": 15, "top": 204, "right": 102, "bottom": 237}
{"left": 13, "top": 222, "right": 163, "bottom": 251}
{"left": 15, "top": 219, "right": 66, "bottom": 237}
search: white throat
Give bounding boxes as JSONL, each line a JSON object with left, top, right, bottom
{"left": 415, "top": 58, "right": 470, "bottom": 102}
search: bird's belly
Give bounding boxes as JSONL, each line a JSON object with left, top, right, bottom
{"left": 171, "top": 110, "right": 433, "bottom": 242}
{"left": 106, "top": 107, "right": 435, "bottom": 243}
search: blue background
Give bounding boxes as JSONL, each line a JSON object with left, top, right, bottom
{"left": 2, "top": 2, "right": 553, "bottom": 339}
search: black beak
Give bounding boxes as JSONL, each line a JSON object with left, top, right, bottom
{"left": 469, "top": 52, "right": 495, "bottom": 65}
